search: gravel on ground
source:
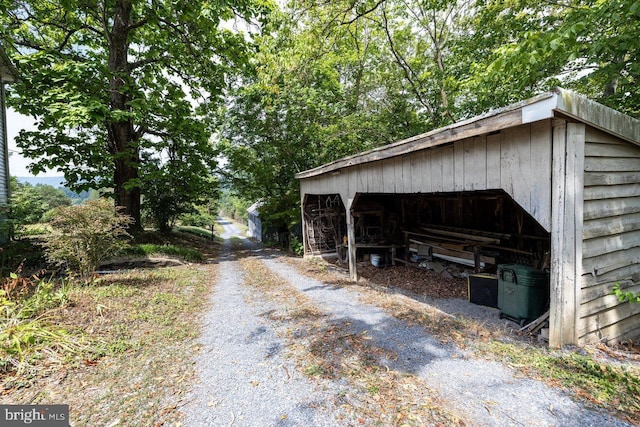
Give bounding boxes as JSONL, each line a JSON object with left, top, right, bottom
{"left": 182, "top": 239, "right": 352, "bottom": 426}
{"left": 261, "top": 257, "right": 630, "bottom": 427}
{"left": 182, "top": 220, "right": 632, "bottom": 426}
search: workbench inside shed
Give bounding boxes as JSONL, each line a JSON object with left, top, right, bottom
{"left": 347, "top": 191, "right": 550, "bottom": 273}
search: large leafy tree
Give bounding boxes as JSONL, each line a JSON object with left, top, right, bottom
{"left": 219, "top": 5, "right": 434, "bottom": 234}
{"left": 462, "top": 0, "right": 640, "bottom": 118}
{"left": 1, "top": 0, "right": 270, "bottom": 229}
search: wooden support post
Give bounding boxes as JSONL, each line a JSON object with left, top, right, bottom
{"left": 300, "top": 194, "right": 308, "bottom": 256}
{"left": 346, "top": 198, "right": 358, "bottom": 281}
{"left": 404, "top": 231, "right": 410, "bottom": 263}
{"left": 549, "top": 120, "right": 585, "bottom": 348}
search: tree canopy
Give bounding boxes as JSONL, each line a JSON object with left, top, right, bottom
{"left": 1, "top": 0, "right": 271, "bottom": 228}
{"left": 2, "top": 0, "right": 638, "bottom": 237}
{"left": 218, "top": 0, "right": 639, "bottom": 237}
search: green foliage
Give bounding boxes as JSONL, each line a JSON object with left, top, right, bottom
{"left": 18, "top": 224, "right": 51, "bottom": 237}
{"left": 179, "top": 205, "right": 217, "bottom": 229}
{"left": 8, "top": 178, "right": 72, "bottom": 237}
{"left": 42, "top": 199, "right": 133, "bottom": 281}
{"left": 462, "top": 0, "right": 640, "bottom": 117}
{"left": 289, "top": 235, "right": 304, "bottom": 256}
{"left": 141, "top": 153, "right": 220, "bottom": 233}
{"left": 219, "top": 5, "right": 422, "bottom": 237}
{"left": 218, "top": 191, "right": 252, "bottom": 223}
{"left": 218, "top": 0, "right": 639, "bottom": 242}
{"left": 612, "top": 282, "right": 640, "bottom": 304}
{"left": 1, "top": 0, "right": 273, "bottom": 227}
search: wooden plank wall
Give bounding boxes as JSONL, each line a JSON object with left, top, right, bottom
{"left": 300, "top": 121, "right": 554, "bottom": 231}
{"left": 579, "top": 127, "right": 640, "bottom": 344}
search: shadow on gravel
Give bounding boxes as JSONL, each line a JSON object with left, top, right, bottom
{"left": 222, "top": 237, "right": 283, "bottom": 261}
{"left": 310, "top": 316, "right": 452, "bottom": 376}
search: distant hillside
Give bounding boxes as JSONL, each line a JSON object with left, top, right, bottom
{"left": 16, "top": 176, "right": 65, "bottom": 188}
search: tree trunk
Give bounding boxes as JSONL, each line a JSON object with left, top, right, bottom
{"left": 107, "top": 0, "right": 142, "bottom": 229}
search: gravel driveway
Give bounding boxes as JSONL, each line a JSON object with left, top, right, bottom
{"left": 182, "top": 220, "right": 631, "bottom": 426}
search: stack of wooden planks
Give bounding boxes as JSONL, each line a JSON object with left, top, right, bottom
{"left": 403, "top": 224, "right": 530, "bottom": 269}
{"left": 405, "top": 228, "right": 497, "bottom": 269}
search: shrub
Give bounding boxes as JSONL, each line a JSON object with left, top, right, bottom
{"left": 42, "top": 199, "right": 133, "bottom": 282}
{"left": 179, "top": 209, "right": 216, "bottom": 228}
{"left": 290, "top": 235, "right": 304, "bottom": 256}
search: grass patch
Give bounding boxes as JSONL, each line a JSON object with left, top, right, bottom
{"left": 1, "top": 265, "right": 214, "bottom": 426}
{"left": 177, "top": 225, "right": 222, "bottom": 242}
{"left": 125, "top": 243, "right": 204, "bottom": 262}
{"left": 0, "top": 279, "right": 89, "bottom": 387}
{"left": 480, "top": 341, "right": 640, "bottom": 421}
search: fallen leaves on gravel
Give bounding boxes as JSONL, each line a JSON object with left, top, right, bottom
{"left": 243, "top": 258, "right": 464, "bottom": 426}
{"left": 356, "top": 264, "right": 468, "bottom": 299}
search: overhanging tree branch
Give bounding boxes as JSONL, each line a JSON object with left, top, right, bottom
{"left": 340, "top": 0, "right": 387, "bottom": 26}
{"left": 380, "top": 4, "right": 435, "bottom": 119}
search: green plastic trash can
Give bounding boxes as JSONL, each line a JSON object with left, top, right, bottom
{"left": 497, "top": 264, "right": 549, "bottom": 325}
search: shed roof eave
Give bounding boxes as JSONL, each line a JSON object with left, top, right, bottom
{"left": 553, "top": 88, "right": 640, "bottom": 146}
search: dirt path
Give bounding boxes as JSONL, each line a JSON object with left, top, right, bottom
{"left": 182, "top": 229, "right": 348, "bottom": 426}
{"left": 182, "top": 219, "right": 631, "bottom": 426}
{"left": 217, "top": 217, "right": 243, "bottom": 239}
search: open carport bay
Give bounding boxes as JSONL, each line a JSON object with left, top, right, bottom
{"left": 297, "top": 89, "right": 640, "bottom": 348}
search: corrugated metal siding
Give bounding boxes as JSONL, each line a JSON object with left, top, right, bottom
{"left": 580, "top": 127, "right": 640, "bottom": 344}
{"left": 248, "top": 211, "right": 262, "bottom": 242}
{"left": 300, "top": 121, "right": 554, "bottom": 231}
{"left": 0, "top": 83, "right": 7, "bottom": 205}
{"left": 0, "top": 83, "right": 9, "bottom": 244}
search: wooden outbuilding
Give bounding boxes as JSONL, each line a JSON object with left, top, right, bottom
{"left": 247, "top": 201, "right": 263, "bottom": 242}
{"left": 295, "top": 88, "right": 640, "bottom": 348}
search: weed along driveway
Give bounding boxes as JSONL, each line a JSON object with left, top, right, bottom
{"left": 181, "top": 218, "right": 637, "bottom": 426}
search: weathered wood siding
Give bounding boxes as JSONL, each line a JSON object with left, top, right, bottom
{"left": 300, "top": 121, "right": 554, "bottom": 230}
{"left": 0, "top": 84, "right": 8, "bottom": 206}
{"left": 580, "top": 127, "right": 640, "bottom": 344}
